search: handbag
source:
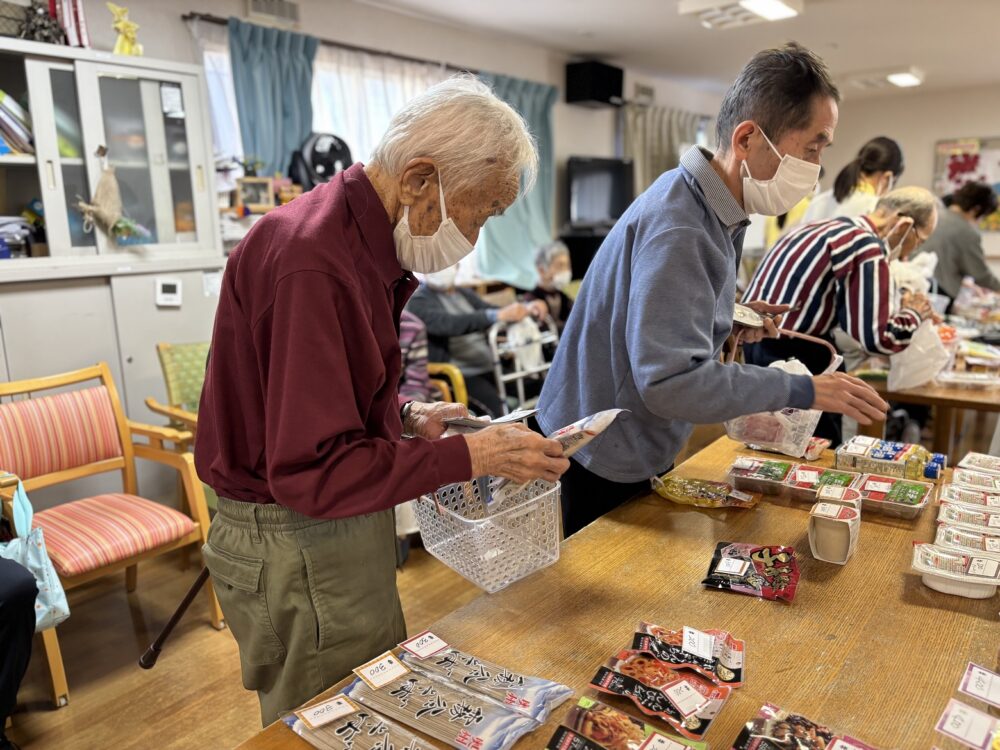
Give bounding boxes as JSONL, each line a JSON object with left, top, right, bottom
{"left": 0, "top": 474, "right": 71, "bottom": 632}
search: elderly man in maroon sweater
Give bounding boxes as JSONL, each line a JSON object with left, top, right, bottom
{"left": 196, "top": 76, "right": 569, "bottom": 724}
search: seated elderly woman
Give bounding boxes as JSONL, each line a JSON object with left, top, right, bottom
{"left": 406, "top": 265, "right": 546, "bottom": 417}
{"left": 525, "top": 240, "right": 574, "bottom": 331}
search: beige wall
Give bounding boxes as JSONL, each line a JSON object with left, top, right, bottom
{"left": 824, "top": 83, "right": 1000, "bottom": 267}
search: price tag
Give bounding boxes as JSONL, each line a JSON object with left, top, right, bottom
{"left": 985, "top": 537, "right": 1000, "bottom": 553}
{"left": 818, "top": 485, "right": 846, "bottom": 500}
{"left": 715, "top": 557, "right": 749, "bottom": 576}
{"left": 935, "top": 699, "right": 998, "bottom": 750}
{"left": 399, "top": 631, "right": 449, "bottom": 659}
{"left": 960, "top": 663, "right": 1000, "bottom": 709}
{"left": 988, "top": 515, "right": 1000, "bottom": 529}
{"left": 853, "top": 436, "right": 878, "bottom": 446}
{"left": 813, "top": 502, "right": 848, "bottom": 519}
{"left": 985, "top": 495, "right": 1000, "bottom": 508}
{"left": 637, "top": 733, "right": 687, "bottom": 750}
{"left": 733, "top": 457, "right": 756, "bottom": 471}
{"left": 295, "top": 695, "right": 358, "bottom": 729}
{"left": 663, "top": 681, "right": 707, "bottom": 717}
{"left": 729, "top": 489, "right": 754, "bottom": 502}
{"left": 681, "top": 626, "right": 716, "bottom": 661}
{"left": 968, "top": 557, "right": 1000, "bottom": 579}
{"left": 354, "top": 652, "right": 410, "bottom": 689}
{"left": 844, "top": 443, "right": 869, "bottom": 455}
{"left": 865, "top": 480, "right": 893, "bottom": 493}
{"left": 796, "top": 468, "right": 821, "bottom": 484}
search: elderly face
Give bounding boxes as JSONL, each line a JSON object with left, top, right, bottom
{"left": 538, "top": 252, "right": 571, "bottom": 287}
{"left": 743, "top": 95, "right": 838, "bottom": 182}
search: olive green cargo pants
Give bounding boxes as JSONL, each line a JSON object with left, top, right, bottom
{"left": 204, "top": 497, "right": 406, "bottom": 725}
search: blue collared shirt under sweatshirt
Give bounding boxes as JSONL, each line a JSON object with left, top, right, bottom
{"left": 537, "top": 146, "right": 816, "bottom": 483}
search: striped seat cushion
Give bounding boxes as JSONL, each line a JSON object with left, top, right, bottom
{"left": 34, "top": 494, "right": 197, "bottom": 577}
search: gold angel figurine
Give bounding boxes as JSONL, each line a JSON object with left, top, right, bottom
{"left": 107, "top": 2, "right": 143, "bottom": 56}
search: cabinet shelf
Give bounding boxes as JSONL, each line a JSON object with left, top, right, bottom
{"left": 0, "top": 154, "right": 37, "bottom": 165}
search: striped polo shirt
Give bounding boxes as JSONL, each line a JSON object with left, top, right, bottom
{"left": 745, "top": 216, "right": 923, "bottom": 355}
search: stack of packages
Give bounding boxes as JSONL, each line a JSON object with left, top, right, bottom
{"left": 914, "top": 451, "right": 1000, "bottom": 599}
{"left": 546, "top": 622, "right": 746, "bottom": 750}
{"left": 0, "top": 90, "right": 32, "bottom": 155}
{"left": 729, "top": 704, "right": 881, "bottom": 749}
{"left": 283, "top": 637, "right": 573, "bottom": 750}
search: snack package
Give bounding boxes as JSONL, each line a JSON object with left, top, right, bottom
{"left": 912, "top": 542, "right": 1000, "bottom": 583}
{"left": 958, "top": 451, "right": 1000, "bottom": 476}
{"left": 939, "top": 484, "right": 1000, "bottom": 510}
{"left": 343, "top": 675, "right": 538, "bottom": 750}
{"left": 855, "top": 474, "right": 934, "bottom": 518}
{"left": 730, "top": 703, "right": 881, "bottom": 750}
{"left": 650, "top": 475, "right": 758, "bottom": 509}
{"left": 782, "top": 466, "right": 861, "bottom": 503}
{"left": 939, "top": 501, "right": 1000, "bottom": 532}
{"left": 701, "top": 542, "right": 800, "bottom": 602}
{"left": 954, "top": 467, "right": 1000, "bottom": 493}
{"left": 835, "top": 435, "right": 944, "bottom": 480}
{"left": 399, "top": 648, "right": 572, "bottom": 723}
{"left": 589, "top": 652, "right": 730, "bottom": 740}
{"left": 934, "top": 523, "right": 1000, "bottom": 556}
{"left": 728, "top": 457, "right": 794, "bottom": 496}
{"left": 554, "top": 697, "right": 706, "bottom": 750}
{"left": 632, "top": 622, "right": 746, "bottom": 687}
{"left": 282, "top": 703, "right": 434, "bottom": 750}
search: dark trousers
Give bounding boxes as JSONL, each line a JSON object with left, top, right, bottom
{"left": 0, "top": 558, "right": 37, "bottom": 733}
{"left": 558, "top": 456, "right": 650, "bottom": 537}
{"left": 743, "top": 336, "right": 844, "bottom": 446}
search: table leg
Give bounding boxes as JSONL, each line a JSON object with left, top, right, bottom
{"left": 933, "top": 406, "right": 955, "bottom": 457}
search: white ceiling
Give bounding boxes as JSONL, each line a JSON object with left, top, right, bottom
{"left": 351, "top": 0, "right": 1000, "bottom": 98}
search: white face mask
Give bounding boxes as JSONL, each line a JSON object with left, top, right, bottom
{"left": 551, "top": 269, "right": 572, "bottom": 289}
{"left": 885, "top": 219, "right": 913, "bottom": 261}
{"left": 393, "top": 177, "right": 474, "bottom": 273}
{"left": 425, "top": 266, "right": 458, "bottom": 290}
{"left": 741, "top": 126, "right": 821, "bottom": 216}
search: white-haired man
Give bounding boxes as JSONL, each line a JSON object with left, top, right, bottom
{"left": 196, "top": 76, "right": 569, "bottom": 724}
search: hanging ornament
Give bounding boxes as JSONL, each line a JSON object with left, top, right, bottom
{"left": 77, "top": 146, "right": 151, "bottom": 244}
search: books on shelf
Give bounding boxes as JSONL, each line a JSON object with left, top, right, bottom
{"left": 0, "top": 89, "right": 34, "bottom": 156}
{"left": 55, "top": 0, "right": 90, "bottom": 48}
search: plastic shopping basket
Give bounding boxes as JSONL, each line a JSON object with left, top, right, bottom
{"left": 413, "top": 477, "right": 561, "bottom": 593}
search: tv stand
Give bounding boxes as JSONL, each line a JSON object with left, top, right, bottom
{"left": 560, "top": 226, "right": 611, "bottom": 279}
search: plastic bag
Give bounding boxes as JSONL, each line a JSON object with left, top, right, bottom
{"left": 887, "top": 320, "right": 950, "bottom": 391}
{"left": 506, "top": 318, "right": 545, "bottom": 372}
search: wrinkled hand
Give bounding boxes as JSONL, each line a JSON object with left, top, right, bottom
{"left": 900, "top": 291, "right": 934, "bottom": 322}
{"left": 737, "top": 301, "right": 790, "bottom": 344}
{"left": 498, "top": 303, "right": 530, "bottom": 323}
{"left": 464, "top": 423, "right": 570, "bottom": 483}
{"left": 405, "top": 401, "right": 468, "bottom": 440}
{"left": 526, "top": 299, "right": 548, "bottom": 320}
{"left": 811, "top": 373, "right": 889, "bottom": 425}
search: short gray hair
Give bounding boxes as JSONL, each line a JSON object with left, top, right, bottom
{"left": 370, "top": 74, "right": 538, "bottom": 195}
{"left": 535, "top": 240, "right": 568, "bottom": 269}
{"left": 875, "top": 186, "right": 938, "bottom": 230}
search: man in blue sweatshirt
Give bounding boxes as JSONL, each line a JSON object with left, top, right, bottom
{"left": 538, "top": 43, "right": 889, "bottom": 536}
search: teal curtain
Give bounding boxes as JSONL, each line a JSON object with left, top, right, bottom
{"left": 477, "top": 73, "right": 557, "bottom": 290}
{"left": 228, "top": 18, "right": 318, "bottom": 176}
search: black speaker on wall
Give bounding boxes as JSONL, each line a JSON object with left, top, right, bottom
{"left": 565, "top": 61, "right": 624, "bottom": 108}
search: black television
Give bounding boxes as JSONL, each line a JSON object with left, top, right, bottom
{"left": 567, "top": 156, "right": 634, "bottom": 229}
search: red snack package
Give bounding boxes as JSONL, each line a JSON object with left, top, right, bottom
{"left": 701, "top": 542, "right": 800, "bottom": 602}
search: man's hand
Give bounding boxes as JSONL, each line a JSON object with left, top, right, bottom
{"left": 526, "top": 299, "right": 548, "bottom": 320}
{"left": 405, "top": 401, "right": 469, "bottom": 440}
{"left": 497, "top": 303, "right": 530, "bottom": 323}
{"left": 811, "top": 373, "right": 889, "bottom": 425}
{"left": 737, "top": 301, "right": 790, "bottom": 344}
{"left": 464, "top": 423, "right": 570, "bottom": 484}
{"left": 900, "top": 291, "right": 935, "bottom": 322}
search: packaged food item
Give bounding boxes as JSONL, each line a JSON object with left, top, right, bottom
{"left": 282, "top": 703, "right": 433, "bottom": 750}
{"left": 632, "top": 622, "right": 745, "bottom": 687}
{"left": 782, "top": 465, "right": 861, "bottom": 502}
{"left": 939, "top": 483, "right": 1000, "bottom": 510}
{"left": 937, "top": 371, "right": 1000, "bottom": 389}
{"left": 554, "top": 697, "right": 705, "bottom": 750}
{"left": 954, "top": 467, "right": 1000, "bottom": 493}
{"left": 934, "top": 523, "right": 1000, "bottom": 556}
{"left": 957, "top": 451, "right": 1000, "bottom": 475}
{"left": 728, "top": 457, "right": 794, "bottom": 496}
{"left": 743, "top": 436, "right": 831, "bottom": 463}
{"left": 912, "top": 542, "right": 1000, "bottom": 599}
{"left": 815, "top": 484, "right": 862, "bottom": 511}
{"left": 730, "top": 703, "right": 881, "bottom": 750}
{"left": 939, "top": 501, "right": 1000, "bottom": 532}
{"left": 855, "top": 474, "right": 934, "bottom": 519}
{"left": 589, "top": 652, "right": 731, "bottom": 740}
{"left": 835, "top": 435, "right": 944, "bottom": 480}
{"left": 398, "top": 648, "right": 572, "bottom": 723}
{"left": 808, "top": 503, "right": 860, "bottom": 565}
{"left": 650, "top": 475, "right": 758, "bottom": 509}
{"left": 701, "top": 542, "right": 799, "bottom": 602}
{"left": 343, "top": 674, "right": 538, "bottom": 750}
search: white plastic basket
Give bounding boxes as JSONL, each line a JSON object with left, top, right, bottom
{"left": 413, "top": 477, "right": 561, "bottom": 593}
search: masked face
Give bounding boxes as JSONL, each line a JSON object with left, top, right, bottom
{"left": 883, "top": 217, "right": 914, "bottom": 261}
{"left": 741, "top": 126, "right": 822, "bottom": 216}
{"left": 393, "top": 177, "right": 474, "bottom": 273}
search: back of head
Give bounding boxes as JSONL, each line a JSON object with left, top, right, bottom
{"left": 716, "top": 42, "right": 840, "bottom": 152}
{"left": 833, "top": 136, "right": 904, "bottom": 202}
{"left": 952, "top": 181, "right": 999, "bottom": 219}
{"left": 874, "top": 186, "right": 937, "bottom": 231}
{"left": 369, "top": 74, "right": 538, "bottom": 195}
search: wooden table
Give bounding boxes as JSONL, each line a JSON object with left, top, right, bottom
{"left": 238, "top": 438, "right": 998, "bottom": 750}
{"left": 857, "top": 378, "right": 1000, "bottom": 456}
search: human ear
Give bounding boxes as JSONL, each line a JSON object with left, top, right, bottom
{"left": 398, "top": 159, "right": 438, "bottom": 206}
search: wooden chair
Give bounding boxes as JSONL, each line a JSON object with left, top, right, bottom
{"left": 428, "top": 362, "right": 468, "bottom": 406}
{"left": 0, "top": 362, "right": 222, "bottom": 708}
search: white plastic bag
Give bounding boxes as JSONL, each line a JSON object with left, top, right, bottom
{"left": 506, "top": 317, "right": 545, "bottom": 372}
{"left": 887, "top": 320, "right": 950, "bottom": 391}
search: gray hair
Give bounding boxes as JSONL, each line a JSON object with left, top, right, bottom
{"left": 369, "top": 74, "right": 538, "bottom": 195}
{"left": 535, "top": 240, "right": 569, "bottom": 269}
{"left": 875, "top": 186, "right": 938, "bottom": 230}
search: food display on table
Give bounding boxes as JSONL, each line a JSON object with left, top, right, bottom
{"left": 701, "top": 542, "right": 800, "bottom": 601}
{"left": 632, "top": 622, "right": 745, "bottom": 687}
{"left": 835, "top": 436, "right": 946, "bottom": 480}
{"left": 854, "top": 474, "right": 935, "bottom": 519}
{"left": 551, "top": 697, "right": 703, "bottom": 750}
{"left": 730, "top": 703, "right": 881, "bottom": 749}
{"left": 282, "top": 702, "right": 433, "bottom": 750}
{"left": 728, "top": 457, "right": 794, "bottom": 496}
{"left": 911, "top": 542, "right": 1000, "bottom": 599}
{"left": 782, "top": 465, "right": 861, "bottom": 503}
{"left": 650, "top": 475, "right": 758, "bottom": 509}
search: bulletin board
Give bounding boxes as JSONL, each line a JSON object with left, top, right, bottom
{"left": 933, "top": 137, "right": 1000, "bottom": 231}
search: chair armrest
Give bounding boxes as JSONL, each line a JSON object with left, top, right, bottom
{"left": 132, "top": 445, "right": 211, "bottom": 529}
{"left": 128, "top": 420, "right": 193, "bottom": 446}
{"left": 0, "top": 472, "right": 19, "bottom": 489}
{"left": 145, "top": 397, "right": 199, "bottom": 432}
{"left": 427, "top": 363, "right": 468, "bottom": 406}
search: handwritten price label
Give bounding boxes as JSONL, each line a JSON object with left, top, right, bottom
{"left": 353, "top": 652, "right": 410, "bottom": 689}
{"left": 960, "top": 662, "right": 1000, "bottom": 709}
{"left": 681, "top": 626, "right": 715, "bottom": 662}
{"left": 935, "top": 699, "right": 998, "bottom": 750}
{"left": 663, "top": 681, "right": 707, "bottom": 718}
{"left": 399, "top": 630, "right": 449, "bottom": 659}
{"left": 295, "top": 695, "right": 358, "bottom": 729}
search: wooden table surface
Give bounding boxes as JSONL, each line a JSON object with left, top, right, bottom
{"left": 237, "top": 437, "right": 998, "bottom": 750}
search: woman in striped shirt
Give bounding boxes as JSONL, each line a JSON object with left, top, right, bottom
{"left": 743, "top": 187, "right": 938, "bottom": 443}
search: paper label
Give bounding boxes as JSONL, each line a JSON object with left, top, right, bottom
{"left": 813, "top": 502, "right": 851, "bottom": 519}
{"left": 733, "top": 457, "right": 756, "bottom": 470}
{"left": 295, "top": 695, "right": 358, "bottom": 729}
{"left": 818, "top": 485, "right": 846, "bottom": 500}
{"left": 968, "top": 557, "right": 1000, "bottom": 578}
{"left": 854, "top": 436, "right": 878, "bottom": 446}
{"left": 637, "top": 733, "right": 687, "bottom": 750}
{"left": 989, "top": 515, "right": 1000, "bottom": 529}
{"left": 353, "top": 652, "right": 410, "bottom": 689}
{"left": 663, "top": 680, "right": 706, "bottom": 717}
{"left": 399, "top": 631, "right": 448, "bottom": 659}
{"left": 986, "top": 496, "right": 1000, "bottom": 508}
{"left": 844, "top": 443, "right": 870, "bottom": 455}
{"left": 960, "top": 663, "right": 1000, "bottom": 709}
{"left": 159, "top": 83, "right": 184, "bottom": 118}
{"left": 935, "top": 699, "right": 998, "bottom": 750}
{"left": 986, "top": 538, "right": 1000, "bottom": 552}
{"left": 865, "top": 480, "right": 893, "bottom": 493}
{"left": 681, "top": 626, "right": 716, "bottom": 661}
{"left": 715, "top": 557, "right": 749, "bottom": 576}
{"left": 202, "top": 270, "right": 222, "bottom": 297}
{"left": 796, "top": 468, "right": 821, "bottom": 484}
{"left": 729, "top": 489, "right": 754, "bottom": 502}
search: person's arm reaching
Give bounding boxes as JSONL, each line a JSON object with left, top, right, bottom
{"left": 840, "top": 252, "right": 924, "bottom": 355}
